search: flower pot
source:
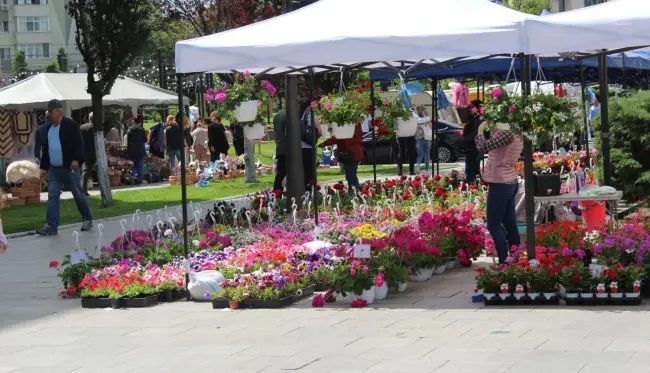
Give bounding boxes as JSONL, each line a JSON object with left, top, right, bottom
{"left": 396, "top": 118, "right": 418, "bottom": 137}
{"left": 243, "top": 123, "right": 266, "bottom": 140}
{"left": 409, "top": 267, "right": 434, "bottom": 282}
{"left": 513, "top": 293, "right": 525, "bottom": 300}
{"left": 528, "top": 292, "right": 540, "bottom": 300}
{"left": 375, "top": 283, "right": 388, "bottom": 300}
{"left": 234, "top": 100, "right": 260, "bottom": 122}
{"left": 610, "top": 293, "right": 623, "bottom": 299}
{"left": 543, "top": 292, "right": 557, "bottom": 300}
{"left": 398, "top": 282, "right": 407, "bottom": 292}
{"left": 331, "top": 123, "right": 356, "bottom": 139}
{"left": 229, "top": 301, "right": 240, "bottom": 310}
{"left": 565, "top": 293, "right": 579, "bottom": 299}
{"left": 595, "top": 293, "right": 609, "bottom": 299}
{"left": 483, "top": 293, "right": 496, "bottom": 301}
{"left": 445, "top": 261, "right": 455, "bottom": 269}
{"left": 625, "top": 292, "right": 641, "bottom": 298}
{"left": 498, "top": 293, "right": 509, "bottom": 300}
{"left": 109, "top": 298, "right": 122, "bottom": 310}
{"left": 320, "top": 124, "right": 330, "bottom": 135}
{"left": 433, "top": 266, "right": 446, "bottom": 275}
{"left": 355, "top": 287, "right": 375, "bottom": 304}
{"left": 580, "top": 292, "right": 594, "bottom": 299}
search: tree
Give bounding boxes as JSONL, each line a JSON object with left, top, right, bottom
{"left": 506, "top": 0, "right": 549, "bottom": 15}
{"left": 67, "top": 0, "right": 153, "bottom": 207}
{"left": 56, "top": 48, "right": 68, "bottom": 72}
{"left": 44, "top": 59, "right": 61, "bottom": 73}
{"left": 12, "top": 50, "right": 28, "bottom": 80}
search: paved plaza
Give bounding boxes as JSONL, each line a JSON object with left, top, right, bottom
{"left": 3, "top": 187, "right": 650, "bottom": 372}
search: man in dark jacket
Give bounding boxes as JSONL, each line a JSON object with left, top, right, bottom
{"left": 148, "top": 120, "right": 165, "bottom": 159}
{"left": 127, "top": 117, "right": 148, "bottom": 185}
{"left": 36, "top": 99, "right": 92, "bottom": 236}
{"left": 273, "top": 109, "right": 287, "bottom": 191}
{"left": 231, "top": 122, "right": 245, "bottom": 156}
{"left": 461, "top": 100, "right": 483, "bottom": 183}
{"left": 79, "top": 112, "right": 96, "bottom": 195}
{"left": 207, "top": 118, "right": 230, "bottom": 163}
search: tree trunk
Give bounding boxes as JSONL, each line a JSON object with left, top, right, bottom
{"left": 92, "top": 93, "right": 113, "bottom": 207}
{"left": 244, "top": 139, "right": 256, "bottom": 183}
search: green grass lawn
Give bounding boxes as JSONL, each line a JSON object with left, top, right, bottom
{"left": 3, "top": 165, "right": 397, "bottom": 234}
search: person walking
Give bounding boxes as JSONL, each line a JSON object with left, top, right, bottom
{"left": 207, "top": 117, "right": 230, "bottom": 163}
{"left": 127, "top": 118, "right": 148, "bottom": 185}
{"left": 397, "top": 135, "right": 417, "bottom": 176}
{"left": 79, "top": 112, "right": 96, "bottom": 195}
{"left": 164, "top": 115, "right": 187, "bottom": 171}
{"left": 191, "top": 119, "right": 209, "bottom": 166}
{"left": 36, "top": 99, "right": 93, "bottom": 236}
{"left": 299, "top": 99, "right": 322, "bottom": 188}
{"left": 461, "top": 100, "right": 483, "bottom": 183}
{"left": 415, "top": 105, "right": 432, "bottom": 173}
{"left": 273, "top": 108, "right": 287, "bottom": 191}
{"left": 231, "top": 122, "right": 245, "bottom": 156}
{"left": 147, "top": 119, "right": 166, "bottom": 159}
{"left": 321, "top": 123, "right": 363, "bottom": 189}
{"left": 475, "top": 122, "right": 523, "bottom": 264}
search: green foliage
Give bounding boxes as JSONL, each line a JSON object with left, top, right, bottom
{"left": 475, "top": 267, "right": 503, "bottom": 293}
{"left": 226, "top": 73, "right": 256, "bottom": 112}
{"left": 594, "top": 90, "right": 650, "bottom": 198}
{"left": 559, "top": 263, "right": 592, "bottom": 293}
{"left": 44, "top": 59, "right": 61, "bottom": 73}
{"left": 12, "top": 50, "right": 28, "bottom": 78}
{"left": 55, "top": 254, "right": 104, "bottom": 289}
{"left": 379, "top": 96, "right": 412, "bottom": 133}
{"left": 56, "top": 48, "right": 68, "bottom": 71}
{"left": 506, "top": 0, "right": 549, "bottom": 15}
{"left": 326, "top": 262, "right": 374, "bottom": 296}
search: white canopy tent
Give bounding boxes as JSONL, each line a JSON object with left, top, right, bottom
{"left": 523, "top": 0, "right": 650, "bottom": 55}
{"left": 175, "top": 0, "right": 536, "bottom": 73}
{"left": 0, "top": 73, "right": 189, "bottom": 114}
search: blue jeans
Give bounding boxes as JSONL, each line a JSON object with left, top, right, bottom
{"left": 131, "top": 156, "right": 145, "bottom": 184}
{"left": 416, "top": 139, "right": 431, "bottom": 170}
{"left": 344, "top": 161, "right": 360, "bottom": 188}
{"left": 46, "top": 166, "right": 92, "bottom": 229}
{"left": 486, "top": 183, "right": 520, "bottom": 264}
{"left": 168, "top": 150, "right": 181, "bottom": 170}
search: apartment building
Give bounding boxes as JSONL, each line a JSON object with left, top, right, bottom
{"left": 0, "top": 0, "right": 83, "bottom": 78}
{"left": 548, "top": 0, "right": 612, "bottom": 13}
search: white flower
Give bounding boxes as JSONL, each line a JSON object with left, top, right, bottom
{"left": 192, "top": 240, "right": 200, "bottom": 246}
{"left": 164, "top": 229, "right": 173, "bottom": 237}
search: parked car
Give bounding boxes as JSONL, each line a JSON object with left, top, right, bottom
{"left": 361, "top": 120, "right": 463, "bottom": 164}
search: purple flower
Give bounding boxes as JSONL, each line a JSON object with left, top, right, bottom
{"left": 575, "top": 249, "right": 586, "bottom": 260}
{"left": 242, "top": 70, "right": 251, "bottom": 77}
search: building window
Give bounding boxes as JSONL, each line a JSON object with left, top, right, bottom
{"left": 16, "top": 16, "right": 49, "bottom": 32}
{"left": 15, "top": 0, "right": 47, "bottom": 4}
{"left": 0, "top": 48, "right": 9, "bottom": 61}
{"left": 18, "top": 43, "right": 49, "bottom": 59}
{"left": 0, "top": 0, "right": 8, "bottom": 11}
{"left": 584, "top": 0, "right": 607, "bottom": 6}
{"left": 0, "top": 22, "right": 7, "bottom": 32}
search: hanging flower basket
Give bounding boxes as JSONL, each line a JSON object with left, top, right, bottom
{"left": 332, "top": 123, "right": 356, "bottom": 139}
{"left": 234, "top": 100, "right": 260, "bottom": 122}
{"left": 243, "top": 123, "right": 266, "bottom": 140}
{"left": 396, "top": 117, "right": 418, "bottom": 137}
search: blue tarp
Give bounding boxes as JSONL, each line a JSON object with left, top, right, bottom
{"left": 369, "top": 52, "right": 650, "bottom": 82}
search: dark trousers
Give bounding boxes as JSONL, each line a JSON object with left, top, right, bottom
{"left": 397, "top": 136, "right": 416, "bottom": 175}
{"left": 234, "top": 140, "right": 244, "bottom": 156}
{"left": 150, "top": 149, "right": 164, "bottom": 159}
{"left": 210, "top": 150, "right": 221, "bottom": 163}
{"left": 344, "top": 161, "right": 360, "bottom": 188}
{"left": 486, "top": 183, "right": 520, "bottom": 264}
{"left": 81, "top": 161, "right": 95, "bottom": 193}
{"left": 46, "top": 167, "right": 92, "bottom": 229}
{"left": 465, "top": 151, "right": 479, "bottom": 183}
{"left": 131, "top": 156, "right": 145, "bottom": 184}
{"left": 274, "top": 154, "right": 287, "bottom": 191}
{"left": 302, "top": 148, "right": 314, "bottom": 188}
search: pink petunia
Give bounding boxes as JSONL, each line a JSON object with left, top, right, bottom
{"left": 479, "top": 107, "right": 485, "bottom": 115}
{"left": 508, "top": 105, "right": 515, "bottom": 113}
{"left": 491, "top": 88, "right": 502, "bottom": 98}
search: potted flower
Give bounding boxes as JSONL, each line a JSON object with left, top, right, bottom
{"left": 227, "top": 71, "right": 259, "bottom": 122}
{"left": 319, "top": 90, "right": 366, "bottom": 139}
{"left": 475, "top": 266, "right": 502, "bottom": 301}
{"left": 205, "top": 87, "right": 229, "bottom": 118}
{"left": 245, "top": 80, "right": 277, "bottom": 140}
{"left": 326, "top": 260, "right": 375, "bottom": 304}
{"left": 217, "top": 286, "right": 245, "bottom": 310}
{"left": 380, "top": 96, "right": 415, "bottom": 137}
{"left": 621, "top": 264, "right": 644, "bottom": 300}
{"left": 529, "top": 265, "right": 559, "bottom": 301}
{"left": 559, "top": 263, "right": 592, "bottom": 303}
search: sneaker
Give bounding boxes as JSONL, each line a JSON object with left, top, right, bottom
{"left": 36, "top": 225, "right": 58, "bottom": 236}
{"left": 81, "top": 220, "right": 93, "bottom": 232}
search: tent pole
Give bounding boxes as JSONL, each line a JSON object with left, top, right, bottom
{"left": 579, "top": 67, "right": 590, "bottom": 164}
{"left": 598, "top": 53, "right": 611, "bottom": 186}
{"left": 285, "top": 74, "right": 304, "bottom": 206}
{"left": 176, "top": 73, "right": 189, "bottom": 300}
{"left": 370, "top": 80, "right": 377, "bottom": 182}
{"left": 432, "top": 78, "right": 439, "bottom": 175}
{"left": 430, "top": 78, "right": 436, "bottom": 175}
{"left": 520, "top": 54, "right": 535, "bottom": 259}
{"left": 309, "top": 69, "right": 318, "bottom": 225}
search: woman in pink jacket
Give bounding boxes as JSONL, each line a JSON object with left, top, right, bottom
{"left": 475, "top": 123, "right": 523, "bottom": 264}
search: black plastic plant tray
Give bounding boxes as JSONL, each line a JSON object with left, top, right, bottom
{"left": 122, "top": 295, "right": 159, "bottom": 308}
{"left": 81, "top": 297, "right": 111, "bottom": 309}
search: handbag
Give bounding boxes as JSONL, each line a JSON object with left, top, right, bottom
{"left": 301, "top": 109, "right": 317, "bottom": 145}
{"left": 533, "top": 173, "right": 561, "bottom": 196}
{"left": 337, "top": 151, "right": 354, "bottom": 164}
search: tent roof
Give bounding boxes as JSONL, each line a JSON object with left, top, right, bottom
{"left": 0, "top": 73, "right": 189, "bottom": 110}
{"left": 175, "top": 0, "right": 535, "bottom": 73}
{"left": 369, "top": 51, "right": 650, "bottom": 81}
{"left": 523, "top": 0, "right": 650, "bottom": 55}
